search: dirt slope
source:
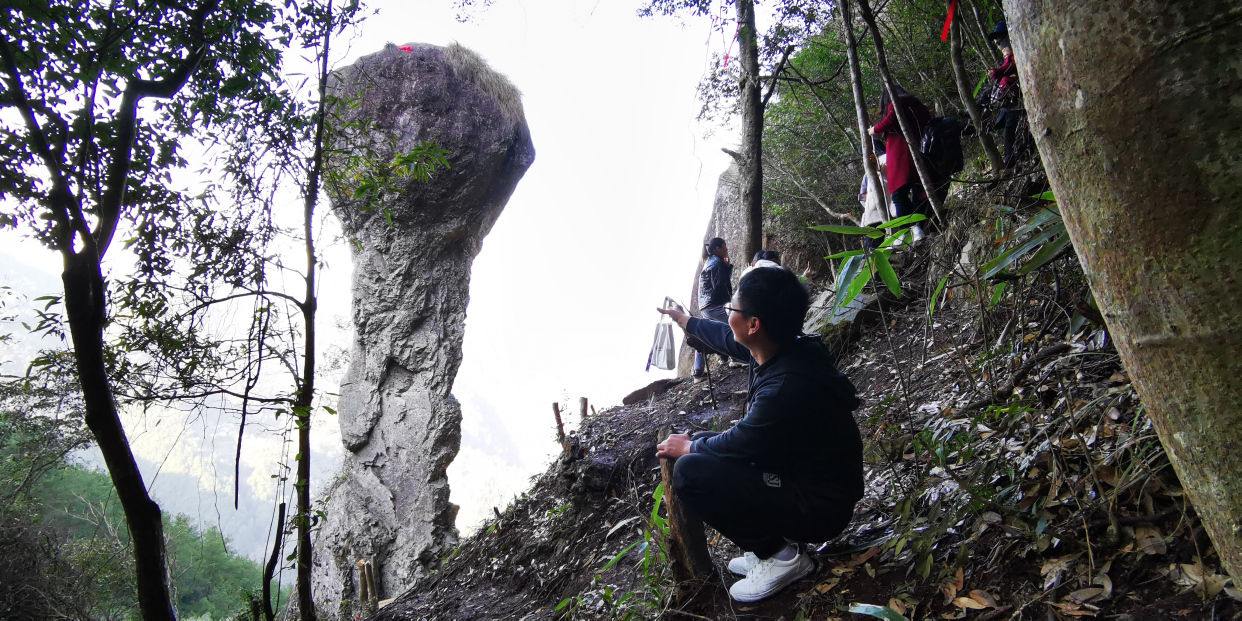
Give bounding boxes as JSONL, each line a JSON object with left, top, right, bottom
{"left": 370, "top": 190, "right": 1241, "bottom": 620}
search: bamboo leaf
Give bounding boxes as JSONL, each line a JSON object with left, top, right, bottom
{"left": 1013, "top": 206, "right": 1061, "bottom": 237}
{"left": 599, "top": 541, "right": 640, "bottom": 573}
{"left": 983, "top": 227, "right": 1061, "bottom": 279}
{"left": 825, "top": 249, "right": 866, "bottom": 260}
{"left": 845, "top": 263, "right": 874, "bottom": 306}
{"left": 928, "top": 275, "right": 949, "bottom": 321}
{"left": 809, "top": 224, "right": 885, "bottom": 238}
{"left": 849, "top": 603, "right": 909, "bottom": 621}
{"left": 873, "top": 252, "right": 901, "bottom": 297}
{"left": 1017, "top": 228, "right": 1072, "bottom": 275}
{"left": 833, "top": 255, "right": 865, "bottom": 314}
{"left": 876, "top": 213, "right": 926, "bottom": 229}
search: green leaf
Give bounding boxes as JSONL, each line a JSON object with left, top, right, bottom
{"left": 848, "top": 603, "right": 910, "bottom": 621}
{"left": 809, "top": 224, "right": 884, "bottom": 238}
{"left": 876, "top": 213, "right": 926, "bottom": 229}
{"left": 1013, "top": 205, "right": 1061, "bottom": 238}
{"left": 873, "top": 252, "right": 901, "bottom": 297}
{"left": 989, "top": 282, "right": 1007, "bottom": 308}
{"left": 982, "top": 226, "right": 1062, "bottom": 279}
{"left": 599, "top": 540, "right": 639, "bottom": 572}
{"left": 928, "top": 275, "right": 949, "bottom": 321}
{"left": 845, "top": 264, "right": 874, "bottom": 306}
{"left": 879, "top": 228, "right": 912, "bottom": 249}
{"left": 1067, "top": 312, "right": 1087, "bottom": 336}
{"left": 972, "top": 73, "right": 989, "bottom": 98}
{"left": 825, "top": 249, "right": 866, "bottom": 260}
{"left": 832, "top": 254, "right": 865, "bottom": 314}
{"left": 917, "top": 551, "right": 933, "bottom": 579}
{"left": 1017, "top": 229, "right": 1072, "bottom": 275}
{"left": 1031, "top": 189, "right": 1055, "bottom": 201}
{"left": 650, "top": 482, "right": 665, "bottom": 525}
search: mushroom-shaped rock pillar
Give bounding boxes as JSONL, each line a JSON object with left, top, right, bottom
{"left": 311, "top": 42, "right": 534, "bottom": 615}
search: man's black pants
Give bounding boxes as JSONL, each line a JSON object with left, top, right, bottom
{"left": 671, "top": 451, "right": 855, "bottom": 558}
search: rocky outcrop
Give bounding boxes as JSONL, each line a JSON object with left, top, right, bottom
{"left": 312, "top": 42, "right": 534, "bottom": 616}
{"left": 677, "top": 163, "right": 745, "bottom": 375}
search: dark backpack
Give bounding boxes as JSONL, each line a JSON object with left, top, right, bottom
{"left": 921, "top": 116, "right": 965, "bottom": 179}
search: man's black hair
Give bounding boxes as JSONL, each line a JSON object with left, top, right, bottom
{"left": 736, "top": 267, "right": 809, "bottom": 345}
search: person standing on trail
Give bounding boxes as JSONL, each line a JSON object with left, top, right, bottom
{"left": 868, "top": 85, "right": 933, "bottom": 241}
{"left": 655, "top": 267, "right": 863, "bottom": 603}
{"left": 986, "top": 21, "right": 1025, "bottom": 168}
{"left": 693, "top": 237, "right": 733, "bottom": 379}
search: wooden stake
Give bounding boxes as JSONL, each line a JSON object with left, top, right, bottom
{"left": 550, "top": 402, "right": 567, "bottom": 448}
{"left": 657, "top": 428, "right": 715, "bottom": 591}
{"left": 579, "top": 396, "right": 588, "bottom": 419}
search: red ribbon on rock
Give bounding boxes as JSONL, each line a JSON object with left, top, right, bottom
{"left": 398, "top": 45, "right": 412, "bottom": 52}
{"left": 941, "top": 0, "right": 957, "bottom": 41}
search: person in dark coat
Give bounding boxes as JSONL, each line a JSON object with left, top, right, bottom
{"left": 868, "top": 86, "right": 933, "bottom": 240}
{"left": 694, "top": 237, "right": 733, "bottom": 378}
{"left": 656, "top": 267, "right": 863, "bottom": 602}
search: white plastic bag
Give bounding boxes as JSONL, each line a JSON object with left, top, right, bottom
{"left": 646, "top": 297, "right": 682, "bottom": 371}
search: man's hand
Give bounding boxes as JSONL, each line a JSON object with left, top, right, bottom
{"left": 656, "top": 433, "right": 692, "bottom": 459}
{"left": 656, "top": 306, "right": 690, "bottom": 330}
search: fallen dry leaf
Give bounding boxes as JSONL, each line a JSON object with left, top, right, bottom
{"left": 813, "top": 579, "right": 839, "bottom": 594}
{"left": 1068, "top": 587, "right": 1105, "bottom": 604}
{"left": 1041, "top": 555, "right": 1077, "bottom": 589}
{"left": 953, "top": 596, "right": 986, "bottom": 610}
{"left": 1134, "top": 525, "right": 1167, "bottom": 555}
{"left": 969, "top": 589, "right": 998, "bottom": 608}
{"left": 888, "top": 598, "right": 907, "bottom": 615}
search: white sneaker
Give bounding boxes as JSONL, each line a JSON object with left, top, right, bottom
{"left": 728, "top": 550, "right": 815, "bottom": 602}
{"left": 911, "top": 224, "right": 926, "bottom": 242}
{"left": 727, "top": 552, "right": 759, "bottom": 576}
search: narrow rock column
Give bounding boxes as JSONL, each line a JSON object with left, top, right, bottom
{"left": 311, "top": 42, "right": 534, "bottom": 614}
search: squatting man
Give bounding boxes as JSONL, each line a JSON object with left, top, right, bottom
{"left": 655, "top": 267, "right": 864, "bottom": 602}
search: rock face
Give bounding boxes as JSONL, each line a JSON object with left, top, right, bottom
{"left": 677, "top": 162, "right": 746, "bottom": 375}
{"left": 313, "top": 43, "right": 534, "bottom": 615}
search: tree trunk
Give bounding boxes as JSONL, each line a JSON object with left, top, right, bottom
{"left": 948, "top": 6, "right": 1004, "bottom": 172}
{"left": 839, "top": 0, "right": 884, "bottom": 224}
{"left": 857, "top": 0, "right": 945, "bottom": 223}
{"left": 1005, "top": 0, "right": 1242, "bottom": 582}
{"left": 64, "top": 252, "right": 175, "bottom": 621}
{"left": 736, "top": 0, "right": 764, "bottom": 261}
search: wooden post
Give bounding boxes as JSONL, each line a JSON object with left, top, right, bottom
{"left": 550, "top": 402, "right": 567, "bottom": 449}
{"left": 578, "top": 397, "right": 588, "bottom": 419}
{"left": 657, "top": 428, "right": 715, "bottom": 590}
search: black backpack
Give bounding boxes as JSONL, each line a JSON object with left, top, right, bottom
{"left": 921, "top": 116, "right": 965, "bottom": 179}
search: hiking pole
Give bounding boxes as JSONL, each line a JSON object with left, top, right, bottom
{"left": 703, "top": 357, "right": 719, "bottom": 410}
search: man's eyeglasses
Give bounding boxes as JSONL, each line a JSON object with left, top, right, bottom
{"left": 725, "top": 305, "right": 753, "bottom": 317}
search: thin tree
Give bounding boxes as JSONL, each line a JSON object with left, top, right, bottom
{"left": 856, "top": 0, "right": 945, "bottom": 223}
{"left": 947, "top": 2, "right": 1004, "bottom": 172}
{"left": 838, "top": 0, "right": 885, "bottom": 225}
{"left": 1005, "top": 0, "right": 1242, "bottom": 582}
{"left": 0, "top": 3, "right": 319, "bottom": 616}
{"left": 642, "top": 0, "right": 792, "bottom": 261}
{"left": 290, "top": 0, "right": 335, "bottom": 615}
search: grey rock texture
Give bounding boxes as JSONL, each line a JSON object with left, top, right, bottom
{"left": 678, "top": 162, "right": 745, "bottom": 376}
{"left": 312, "top": 42, "right": 534, "bottom": 616}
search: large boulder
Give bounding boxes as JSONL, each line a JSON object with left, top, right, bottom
{"left": 312, "top": 42, "right": 534, "bottom": 616}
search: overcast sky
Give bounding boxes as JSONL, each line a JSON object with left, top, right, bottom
{"left": 348, "top": 0, "right": 737, "bottom": 531}
{"left": 0, "top": 0, "right": 739, "bottom": 551}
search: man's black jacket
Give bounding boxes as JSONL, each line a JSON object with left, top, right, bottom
{"left": 685, "top": 317, "right": 864, "bottom": 503}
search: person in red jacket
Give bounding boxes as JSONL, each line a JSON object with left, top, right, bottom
{"left": 987, "top": 21, "right": 1025, "bottom": 167}
{"left": 868, "top": 86, "right": 932, "bottom": 241}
